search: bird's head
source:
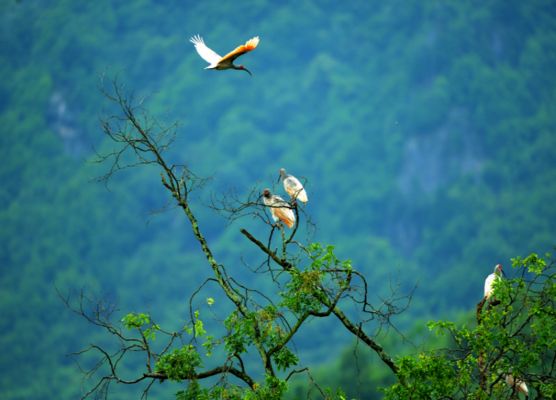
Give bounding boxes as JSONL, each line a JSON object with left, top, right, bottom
{"left": 495, "top": 264, "right": 505, "bottom": 276}
{"left": 262, "top": 188, "right": 271, "bottom": 199}
{"left": 237, "top": 65, "right": 252, "bottom": 76}
{"left": 278, "top": 168, "right": 287, "bottom": 182}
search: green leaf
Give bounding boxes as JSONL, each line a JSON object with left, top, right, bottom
{"left": 155, "top": 345, "right": 201, "bottom": 381}
{"left": 121, "top": 312, "right": 151, "bottom": 329}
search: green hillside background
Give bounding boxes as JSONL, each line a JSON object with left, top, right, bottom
{"left": 1, "top": 0, "right": 555, "bottom": 398}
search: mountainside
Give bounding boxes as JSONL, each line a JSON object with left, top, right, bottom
{"left": 1, "top": 0, "right": 555, "bottom": 398}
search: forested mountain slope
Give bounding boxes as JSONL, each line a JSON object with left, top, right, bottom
{"left": 1, "top": 1, "right": 555, "bottom": 398}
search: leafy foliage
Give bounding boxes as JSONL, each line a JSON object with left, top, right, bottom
{"left": 122, "top": 312, "right": 160, "bottom": 340}
{"left": 156, "top": 345, "right": 202, "bottom": 381}
{"left": 384, "top": 253, "right": 556, "bottom": 399}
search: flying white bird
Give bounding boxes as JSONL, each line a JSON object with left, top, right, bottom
{"left": 484, "top": 264, "right": 504, "bottom": 300}
{"left": 190, "top": 35, "right": 260, "bottom": 75}
{"left": 279, "top": 168, "right": 308, "bottom": 203}
{"left": 262, "top": 188, "right": 295, "bottom": 228}
{"left": 505, "top": 374, "right": 529, "bottom": 399}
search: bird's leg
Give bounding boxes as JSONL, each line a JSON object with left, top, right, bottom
{"left": 270, "top": 221, "right": 281, "bottom": 230}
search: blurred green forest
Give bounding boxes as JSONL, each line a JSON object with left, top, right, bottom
{"left": 1, "top": 0, "right": 555, "bottom": 398}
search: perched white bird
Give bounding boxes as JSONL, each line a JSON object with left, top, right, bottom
{"left": 190, "top": 35, "right": 260, "bottom": 75}
{"left": 279, "top": 168, "right": 308, "bottom": 203}
{"left": 505, "top": 374, "right": 529, "bottom": 399}
{"left": 484, "top": 264, "right": 504, "bottom": 300}
{"left": 262, "top": 188, "right": 295, "bottom": 229}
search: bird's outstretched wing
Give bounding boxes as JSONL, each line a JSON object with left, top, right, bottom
{"left": 220, "top": 36, "right": 260, "bottom": 63}
{"left": 190, "top": 35, "right": 222, "bottom": 65}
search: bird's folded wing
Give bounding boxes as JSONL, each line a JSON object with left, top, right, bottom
{"left": 190, "top": 35, "right": 222, "bottom": 65}
{"left": 285, "top": 178, "right": 301, "bottom": 192}
{"left": 273, "top": 207, "right": 295, "bottom": 228}
{"left": 220, "top": 36, "right": 260, "bottom": 63}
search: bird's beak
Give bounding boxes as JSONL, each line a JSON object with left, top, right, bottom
{"left": 500, "top": 269, "right": 506, "bottom": 277}
{"left": 243, "top": 67, "right": 252, "bottom": 76}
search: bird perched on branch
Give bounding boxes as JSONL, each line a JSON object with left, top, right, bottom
{"left": 279, "top": 168, "right": 308, "bottom": 203}
{"left": 484, "top": 264, "right": 505, "bottom": 302}
{"left": 505, "top": 373, "right": 529, "bottom": 399}
{"left": 190, "top": 35, "right": 260, "bottom": 75}
{"left": 262, "top": 188, "right": 295, "bottom": 229}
